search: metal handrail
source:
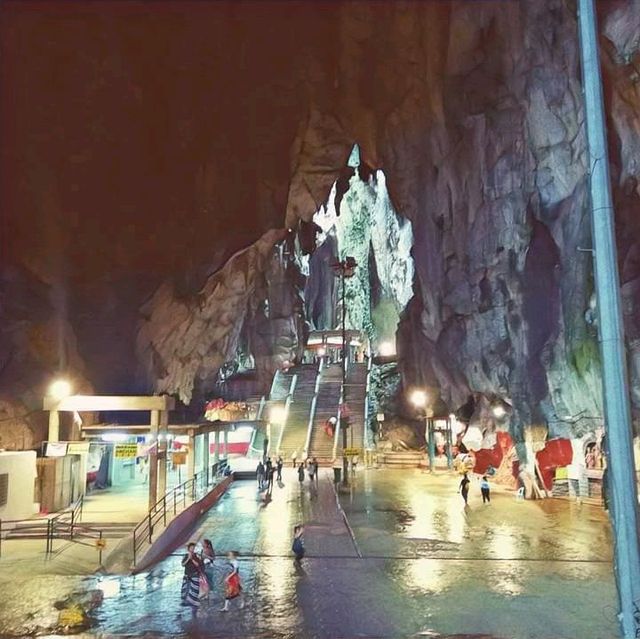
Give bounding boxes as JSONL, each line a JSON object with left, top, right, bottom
{"left": 332, "top": 383, "right": 345, "bottom": 461}
{"left": 132, "top": 459, "right": 228, "bottom": 564}
{"left": 275, "top": 374, "right": 297, "bottom": 454}
{"left": 363, "top": 357, "right": 373, "bottom": 451}
{"left": 303, "top": 358, "right": 323, "bottom": 457}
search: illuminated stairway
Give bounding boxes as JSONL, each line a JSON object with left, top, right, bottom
{"left": 308, "top": 362, "right": 342, "bottom": 462}
{"left": 344, "top": 361, "right": 368, "bottom": 452}
{"left": 277, "top": 364, "right": 319, "bottom": 461}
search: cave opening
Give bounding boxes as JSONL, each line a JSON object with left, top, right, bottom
{"left": 298, "top": 144, "right": 415, "bottom": 353}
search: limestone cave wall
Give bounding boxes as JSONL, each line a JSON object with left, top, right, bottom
{"left": 2, "top": 1, "right": 640, "bottom": 442}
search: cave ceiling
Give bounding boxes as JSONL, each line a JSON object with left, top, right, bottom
{"left": 2, "top": 0, "right": 640, "bottom": 437}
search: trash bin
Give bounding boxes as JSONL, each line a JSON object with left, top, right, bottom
{"left": 333, "top": 467, "right": 342, "bottom": 484}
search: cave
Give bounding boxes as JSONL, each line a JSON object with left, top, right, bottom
{"left": 3, "top": 2, "right": 640, "bottom": 636}
{"left": 1, "top": 0, "right": 639, "bottom": 468}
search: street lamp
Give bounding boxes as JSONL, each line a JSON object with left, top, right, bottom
{"left": 49, "top": 379, "right": 72, "bottom": 401}
{"left": 411, "top": 389, "right": 434, "bottom": 472}
{"left": 331, "top": 256, "right": 358, "bottom": 486}
{"left": 379, "top": 341, "right": 396, "bottom": 357}
{"left": 491, "top": 403, "right": 506, "bottom": 419}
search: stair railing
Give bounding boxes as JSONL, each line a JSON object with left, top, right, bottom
{"left": 303, "top": 358, "right": 323, "bottom": 458}
{"left": 332, "top": 382, "right": 345, "bottom": 461}
{"left": 275, "top": 373, "right": 297, "bottom": 454}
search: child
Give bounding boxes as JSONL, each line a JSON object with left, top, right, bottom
{"left": 481, "top": 475, "right": 491, "bottom": 503}
{"left": 292, "top": 524, "right": 305, "bottom": 565}
{"left": 221, "top": 551, "right": 244, "bottom": 612}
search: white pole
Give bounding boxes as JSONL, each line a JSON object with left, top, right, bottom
{"left": 578, "top": 1, "right": 640, "bottom": 636}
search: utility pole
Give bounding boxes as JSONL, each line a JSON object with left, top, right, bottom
{"left": 332, "top": 256, "right": 357, "bottom": 486}
{"left": 577, "top": 1, "right": 640, "bottom": 636}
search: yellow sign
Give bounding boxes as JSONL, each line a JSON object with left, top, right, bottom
{"left": 172, "top": 451, "right": 187, "bottom": 466}
{"left": 344, "top": 448, "right": 362, "bottom": 457}
{"left": 114, "top": 443, "right": 138, "bottom": 459}
{"left": 95, "top": 538, "right": 107, "bottom": 549}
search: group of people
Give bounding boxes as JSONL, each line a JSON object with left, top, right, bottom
{"left": 255, "top": 457, "right": 283, "bottom": 492}
{"left": 458, "top": 472, "right": 491, "bottom": 505}
{"left": 180, "top": 525, "right": 306, "bottom": 611}
{"left": 181, "top": 540, "right": 243, "bottom": 611}
{"left": 297, "top": 457, "right": 319, "bottom": 484}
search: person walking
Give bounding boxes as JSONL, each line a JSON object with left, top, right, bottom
{"left": 181, "top": 542, "right": 204, "bottom": 607}
{"left": 292, "top": 524, "right": 305, "bottom": 565}
{"left": 297, "top": 462, "right": 305, "bottom": 484}
{"left": 291, "top": 450, "right": 298, "bottom": 468}
{"left": 256, "top": 461, "right": 265, "bottom": 490}
{"left": 312, "top": 457, "right": 319, "bottom": 483}
{"left": 307, "top": 459, "right": 315, "bottom": 482}
{"left": 276, "top": 456, "right": 283, "bottom": 482}
{"left": 266, "top": 463, "right": 275, "bottom": 493}
{"left": 221, "top": 551, "right": 244, "bottom": 612}
{"left": 201, "top": 539, "right": 215, "bottom": 596}
{"left": 459, "top": 472, "right": 471, "bottom": 505}
{"left": 480, "top": 475, "right": 491, "bottom": 503}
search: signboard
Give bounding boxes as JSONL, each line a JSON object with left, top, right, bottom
{"left": 67, "top": 442, "right": 91, "bottom": 455}
{"left": 46, "top": 442, "right": 68, "bottom": 457}
{"left": 114, "top": 443, "right": 138, "bottom": 459}
{"left": 172, "top": 451, "right": 187, "bottom": 466}
{"left": 95, "top": 538, "right": 107, "bottom": 549}
{"left": 344, "top": 448, "right": 362, "bottom": 457}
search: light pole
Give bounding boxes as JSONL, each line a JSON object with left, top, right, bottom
{"left": 578, "top": 1, "right": 640, "bottom": 635}
{"left": 411, "top": 390, "right": 434, "bottom": 472}
{"left": 332, "top": 256, "right": 357, "bottom": 486}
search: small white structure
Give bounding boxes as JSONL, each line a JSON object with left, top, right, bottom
{"left": 0, "top": 450, "right": 39, "bottom": 520}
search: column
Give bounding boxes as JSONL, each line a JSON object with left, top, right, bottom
{"left": 148, "top": 410, "right": 159, "bottom": 510}
{"left": 48, "top": 410, "right": 60, "bottom": 443}
{"left": 202, "top": 431, "right": 210, "bottom": 482}
{"left": 157, "top": 410, "right": 168, "bottom": 498}
{"left": 223, "top": 429, "right": 229, "bottom": 460}
{"left": 213, "top": 431, "right": 220, "bottom": 463}
{"left": 187, "top": 431, "right": 196, "bottom": 479}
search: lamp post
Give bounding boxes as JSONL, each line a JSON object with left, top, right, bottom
{"left": 411, "top": 390, "right": 434, "bottom": 472}
{"left": 332, "top": 256, "right": 357, "bottom": 486}
{"left": 577, "top": 3, "right": 640, "bottom": 633}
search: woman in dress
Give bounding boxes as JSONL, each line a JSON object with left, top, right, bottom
{"left": 201, "top": 539, "right": 215, "bottom": 595}
{"left": 221, "top": 550, "right": 244, "bottom": 612}
{"left": 181, "top": 542, "right": 204, "bottom": 607}
{"left": 459, "top": 472, "right": 471, "bottom": 505}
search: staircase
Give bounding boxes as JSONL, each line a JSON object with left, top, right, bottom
{"left": 378, "top": 451, "right": 425, "bottom": 468}
{"left": 343, "top": 361, "right": 368, "bottom": 451}
{"left": 3, "top": 520, "right": 136, "bottom": 540}
{"left": 308, "top": 363, "right": 342, "bottom": 462}
{"left": 277, "top": 364, "right": 319, "bottom": 460}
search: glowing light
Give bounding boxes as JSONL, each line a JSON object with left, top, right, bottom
{"left": 410, "top": 389, "right": 427, "bottom": 408}
{"left": 101, "top": 433, "right": 129, "bottom": 443}
{"left": 49, "top": 379, "right": 72, "bottom": 401}
{"left": 317, "top": 346, "right": 327, "bottom": 357}
{"left": 378, "top": 341, "right": 396, "bottom": 357}
{"left": 269, "top": 406, "right": 286, "bottom": 425}
{"left": 492, "top": 404, "right": 507, "bottom": 419}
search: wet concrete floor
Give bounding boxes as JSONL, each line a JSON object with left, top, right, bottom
{"left": 0, "top": 469, "right": 618, "bottom": 638}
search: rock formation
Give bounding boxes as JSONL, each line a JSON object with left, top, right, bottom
{"left": 2, "top": 1, "right": 640, "bottom": 449}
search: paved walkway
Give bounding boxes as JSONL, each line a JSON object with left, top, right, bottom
{"left": 0, "top": 469, "right": 619, "bottom": 638}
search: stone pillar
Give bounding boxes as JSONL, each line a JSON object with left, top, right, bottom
{"left": 187, "top": 431, "right": 196, "bottom": 479}
{"left": 157, "top": 410, "right": 168, "bottom": 498}
{"left": 223, "top": 429, "right": 229, "bottom": 459}
{"left": 48, "top": 410, "right": 60, "bottom": 443}
{"left": 214, "top": 431, "right": 220, "bottom": 463}
{"left": 148, "top": 410, "right": 159, "bottom": 510}
{"left": 202, "top": 431, "right": 210, "bottom": 480}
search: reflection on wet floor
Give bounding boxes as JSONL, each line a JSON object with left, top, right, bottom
{"left": 0, "top": 469, "right": 618, "bottom": 638}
